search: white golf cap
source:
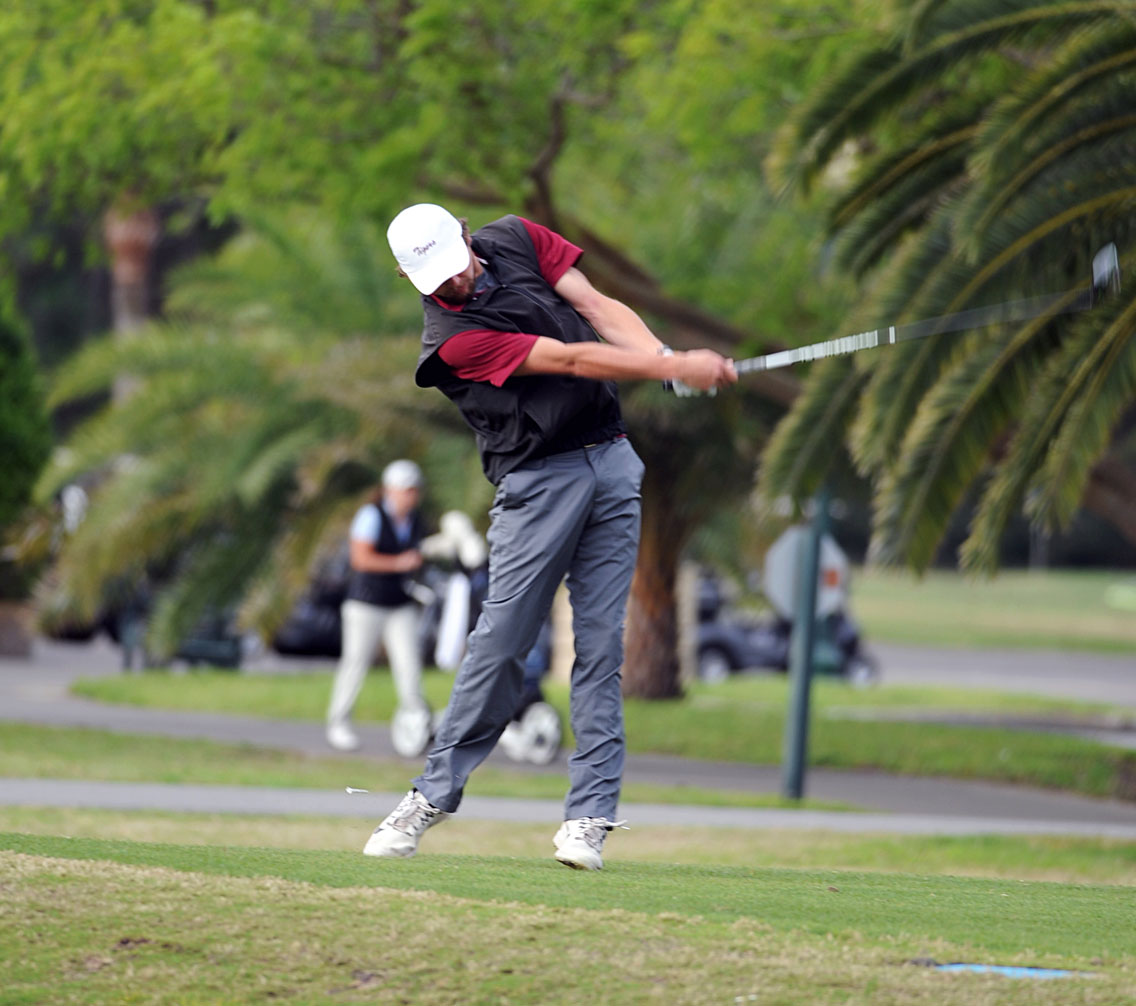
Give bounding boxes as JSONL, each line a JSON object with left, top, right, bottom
{"left": 387, "top": 203, "right": 471, "bottom": 295}
{"left": 382, "top": 459, "right": 424, "bottom": 490}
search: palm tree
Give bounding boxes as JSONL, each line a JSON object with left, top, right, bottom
{"left": 38, "top": 213, "right": 476, "bottom": 657}
{"left": 760, "top": 0, "right": 1136, "bottom": 572}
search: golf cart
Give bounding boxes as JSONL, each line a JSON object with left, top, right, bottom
{"left": 695, "top": 528, "right": 878, "bottom": 686}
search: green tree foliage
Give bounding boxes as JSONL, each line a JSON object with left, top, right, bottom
{"left": 0, "top": 317, "right": 51, "bottom": 528}
{"left": 0, "top": 314, "right": 52, "bottom": 602}
{"left": 11, "top": 0, "right": 869, "bottom": 689}
{"left": 0, "top": 317, "right": 51, "bottom": 520}
{"left": 0, "top": 0, "right": 862, "bottom": 342}
{"left": 760, "top": 0, "right": 1136, "bottom": 572}
{"left": 0, "top": 1, "right": 653, "bottom": 243}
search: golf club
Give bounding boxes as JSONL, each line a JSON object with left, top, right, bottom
{"left": 735, "top": 243, "right": 1121, "bottom": 374}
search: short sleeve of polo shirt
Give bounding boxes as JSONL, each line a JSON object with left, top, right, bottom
{"left": 436, "top": 219, "right": 584, "bottom": 386}
{"left": 349, "top": 504, "right": 380, "bottom": 543}
{"left": 438, "top": 330, "right": 539, "bottom": 387}
{"left": 518, "top": 217, "right": 582, "bottom": 285}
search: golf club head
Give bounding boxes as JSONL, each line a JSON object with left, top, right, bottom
{"left": 1092, "top": 243, "right": 1121, "bottom": 299}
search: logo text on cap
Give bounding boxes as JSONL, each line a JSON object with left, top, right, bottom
{"left": 413, "top": 241, "right": 436, "bottom": 257}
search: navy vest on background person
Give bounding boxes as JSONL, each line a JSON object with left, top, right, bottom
{"left": 414, "top": 215, "right": 626, "bottom": 485}
{"left": 345, "top": 506, "right": 424, "bottom": 608}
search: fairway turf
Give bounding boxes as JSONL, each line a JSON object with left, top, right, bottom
{"left": 854, "top": 568, "right": 1136, "bottom": 652}
{"left": 3, "top": 806, "right": 1135, "bottom": 885}
{"left": 2, "top": 834, "right": 1134, "bottom": 1005}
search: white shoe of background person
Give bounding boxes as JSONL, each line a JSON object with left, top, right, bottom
{"left": 363, "top": 789, "right": 448, "bottom": 858}
{"left": 390, "top": 706, "right": 434, "bottom": 758}
{"left": 326, "top": 720, "right": 360, "bottom": 752}
{"left": 553, "top": 817, "right": 629, "bottom": 871}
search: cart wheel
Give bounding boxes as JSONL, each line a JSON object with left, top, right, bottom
{"left": 520, "top": 701, "right": 562, "bottom": 765}
{"left": 845, "top": 657, "right": 879, "bottom": 688}
{"left": 698, "top": 646, "right": 733, "bottom": 684}
{"left": 498, "top": 702, "right": 562, "bottom": 764}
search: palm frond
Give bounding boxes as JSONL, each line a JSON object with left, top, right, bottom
{"left": 908, "top": 0, "right": 1123, "bottom": 47}
{"left": 961, "top": 105, "right": 1136, "bottom": 247}
{"left": 1030, "top": 291, "right": 1136, "bottom": 528}
{"left": 756, "top": 358, "right": 867, "bottom": 505}
{"left": 41, "top": 209, "right": 453, "bottom": 648}
{"left": 844, "top": 209, "right": 958, "bottom": 334}
{"left": 770, "top": 0, "right": 1124, "bottom": 192}
{"left": 166, "top": 209, "right": 420, "bottom": 337}
{"left": 960, "top": 296, "right": 1127, "bottom": 570}
{"left": 768, "top": 0, "right": 1136, "bottom": 572}
{"left": 868, "top": 306, "right": 1064, "bottom": 568}
{"left": 145, "top": 502, "right": 287, "bottom": 658}
{"left": 973, "top": 19, "right": 1136, "bottom": 177}
{"left": 830, "top": 124, "right": 976, "bottom": 231}
{"left": 952, "top": 175, "right": 1136, "bottom": 301}
{"left": 833, "top": 156, "right": 969, "bottom": 276}
{"left": 232, "top": 410, "right": 351, "bottom": 508}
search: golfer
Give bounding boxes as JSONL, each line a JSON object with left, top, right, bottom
{"left": 326, "top": 460, "right": 432, "bottom": 757}
{"left": 365, "top": 204, "right": 735, "bottom": 869}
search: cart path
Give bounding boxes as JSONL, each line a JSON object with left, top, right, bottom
{"left": 3, "top": 637, "right": 1136, "bottom": 832}
{"left": 873, "top": 642, "right": 1136, "bottom": 706}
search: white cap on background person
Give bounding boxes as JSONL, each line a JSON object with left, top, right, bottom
{"left": 382, "top": 459, "right": 424, "bottom": 491}
{"left": 387, "top": 203, "right": 470, "bottom": 295}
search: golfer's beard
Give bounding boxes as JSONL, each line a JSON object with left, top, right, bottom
{"left": 435, "top": 277, "right": 475, "bottom": 304}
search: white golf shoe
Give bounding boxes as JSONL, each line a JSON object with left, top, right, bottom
{"left": 326, "top": 721, "right": 360, "bottom": 752}
{"left": 553, "top": 817, "right": 629, "bottom": 871}
{"left": 363, "top": 789, "right": 448, "bottom": 858}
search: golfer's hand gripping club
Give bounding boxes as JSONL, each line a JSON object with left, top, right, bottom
{"left": 660, "top": 346, "right": 738, "bottom": 396}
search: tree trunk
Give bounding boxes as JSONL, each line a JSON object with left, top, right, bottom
{"left": 622, "top": 461, "right": 695, "bottom": 699}
{"left": 104, "top": 201, "right": 160, "bottom": 401}
{"left": 0, "top": 601, "right": 32, "bottom": 657}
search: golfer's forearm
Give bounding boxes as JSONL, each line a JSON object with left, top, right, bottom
{"left": 517, "top": 338, "right": 675, "bottom": 382}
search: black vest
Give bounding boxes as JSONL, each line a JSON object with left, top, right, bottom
{"left": 414, "top": 216, "right": 625, "bottom": 484}
{"left": 345, "top": 505, "right": 423, "bottom": 607}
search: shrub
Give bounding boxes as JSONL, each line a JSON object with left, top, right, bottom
{"left": 0, "top": 315, "right": 52, "bottom": 577}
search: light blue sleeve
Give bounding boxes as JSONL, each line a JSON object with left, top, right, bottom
{"left": 349, "top": 504, "right": 381, "bottom": 543}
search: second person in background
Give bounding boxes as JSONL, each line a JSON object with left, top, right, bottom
{"left": 326, "top": 459, "right": 433, "bottom": 757}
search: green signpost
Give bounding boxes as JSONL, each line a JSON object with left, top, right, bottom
{"left": 780, "top": 485, "right": 830, "bottom": 800}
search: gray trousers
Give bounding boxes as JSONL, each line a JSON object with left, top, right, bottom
{"left": 414, "top": 436, "right": 643, "bottom": 821}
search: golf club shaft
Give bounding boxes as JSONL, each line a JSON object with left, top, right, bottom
{"left": 736, "top": 283, "right": 1093, "bottom": 374}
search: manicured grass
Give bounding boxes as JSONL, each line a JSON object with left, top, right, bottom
{"left": 854, "top": 567, "right": 1136, "bottom": 652}
{"left": 0, "top": 723, "right": 845, "bottom": 810}
{"left": 68, "top": 671, "right": 1136, "bottom": 799}
{"left": 3, "top": 806, "right": 1135, "bottom": 886}
{"left": 624, "top": 699, "right": 1136, "bottom": 798}
{"left": 2, "top": 835, "right": 1134, "bottom": 1005}
{"left": 71, "top": 665, "right": 1136, "bottom": 718}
